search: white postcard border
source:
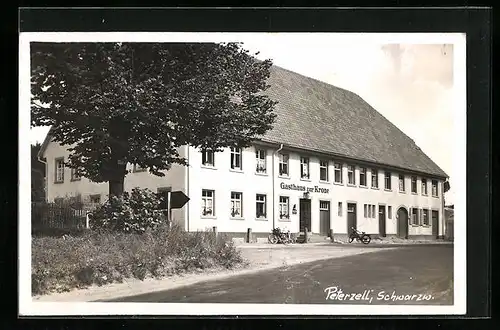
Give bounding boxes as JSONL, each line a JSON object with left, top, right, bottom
{"left": 19, "top": 32, "right": 467, "bottom": 316}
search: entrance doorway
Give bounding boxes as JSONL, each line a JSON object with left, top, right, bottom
{"left": 347, "top": 203, "right": 357, "bottom": 235}
{"left": 299, "top": 198, "right": 312, "bottom": 232}
{"left": 432, "top": 210, "right": 439, "bottom": 238}
{"left": 319, "top": 201, "right": 331, "bottom": 236}
{"left": 397, "top": 207, "right": 409, "bottom": 239}
{"left": 378, "top": 205, "right": 386, "bottom": 237}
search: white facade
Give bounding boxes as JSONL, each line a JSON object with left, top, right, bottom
{"left": 186, "top": 144, "right": 445, "bottom": 237}
{"left": 41, "top": 139, "right": 446, "bottom": 238}
{"left": 42, "top": 139, "right": 187, "bottom": 224}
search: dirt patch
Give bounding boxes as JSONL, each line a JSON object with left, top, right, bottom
{"left": 32, "top": 244, "right": 392, "bottom": 302}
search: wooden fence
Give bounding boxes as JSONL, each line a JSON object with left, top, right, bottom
{"left": 445, "top": 220, "right": 454, "bottom": 241}
{"left": 31, "top": 202, "right": 100, "bottom": 231}
{"left": 444, "top": 208, "right": 454, "bottom": 241}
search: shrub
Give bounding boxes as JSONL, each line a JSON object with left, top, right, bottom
{"left": 31, "top": 224, "right": 245, "bottom": 295}
{"left": 89, "top": 188, "right": 166, "bottom": 234}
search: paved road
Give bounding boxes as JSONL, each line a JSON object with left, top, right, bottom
{"left": 103, "top": 245, "right": 453, "bottom": 305}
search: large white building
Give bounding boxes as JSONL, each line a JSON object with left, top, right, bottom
{"left": 38, "top": 65, "right": 449, "bottom": 240}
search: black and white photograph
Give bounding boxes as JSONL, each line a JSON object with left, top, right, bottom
{"left": 20, "top": 31, "right": 466, "bottom": 316}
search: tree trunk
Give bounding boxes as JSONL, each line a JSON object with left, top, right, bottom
{"left": 109, "top": 176, "right": 125, "bottom": 198}
{"left": 108, "top": 163, "right": 127, "bottom": 198}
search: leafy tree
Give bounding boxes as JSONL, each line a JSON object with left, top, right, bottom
{"left": 31, "top": 143, "right": 45, "bottom": 202}
{"left": 31, "top": 42, "right": 277, "bottom": 197}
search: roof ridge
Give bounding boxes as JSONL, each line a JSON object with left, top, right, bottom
{"left": 270, "top": 64, "right": 356, "bottom": 97}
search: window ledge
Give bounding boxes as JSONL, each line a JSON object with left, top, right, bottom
{"left": 432, "top": 195, "right": 439, "bottom": 198}
{"left": 300, "top": 178, "right": 311, "bottom": 182}
{"left": 411, "top": 192, "right": 418, "bottom": 195}
{"left": 278, "top": 218, "right": 291, "bottom": 222}
{"left": 371, "top": 186, "right": 379, "bottom": 190}
{"left": 229, "top": 168, "right": 244, "bottom": 174}
{"left": 359, "top": 185, "right": 368, "bottom": 189}
{"left": 422, "top": 193, "right": 428, "bottom": 196}
{"left": 201, "top": 165, "right": 217, "bottom": 170}
{"left": 319, "top": 180, "right": 330, "bottom": 184}
{"left": 333, "top": 181, "right": 344, "bottom": 186}
{"left": 347, "top": 184, "right": 357, "bottom": 187}
{"left": 230, "top": 217, "right": 245, "bottom": 221}
{"left": 201, "top": 216, "right": 217, "bottom": 219}
{"left": 70, "top": 178, "right": 81, "bottom": 182}
{"left": 54, "top": 181, "right": 64, "bottom": 184}
{"left": 384, "top": 189, "right": 392, "bottom": 192}
{"left": 399, "top": 191, "right": 406, "bottom": 194}
{"left": 278, "top": 175, "right": 290, "bottom": 179}
{"left": 255, "top": 218, "right": 268, "bottom": 221}
{"left": 255, "top": 172, "right": 268, "bottom": 176}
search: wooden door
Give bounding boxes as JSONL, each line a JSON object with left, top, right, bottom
{"left": 378, "top": 205, "right": 386, "bottom": 237}
{"left": 347, "top": 203, "right": 357, "bottom": 235}
{"left": 432, "top": 210, "right": 439, "bottom": 238}
{"left": 319, "top": 201, "right": 331, "bottom": 236}
{"left": 397, "top": 207, "right": 409, "bottom": 239}
{"left": 299, "top": 199, "right": 312, "bottom": 232}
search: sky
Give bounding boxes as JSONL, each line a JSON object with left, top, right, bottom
{"left": 29, "top": 34, "right": 458, "bottom": 204}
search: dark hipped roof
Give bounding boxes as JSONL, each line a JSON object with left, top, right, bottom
{"left": 259, "top": 65, "right": 448, "bottom": 179}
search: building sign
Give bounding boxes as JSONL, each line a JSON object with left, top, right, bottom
{"left": 280, "top": 182, "right": 329, "bottom": 194}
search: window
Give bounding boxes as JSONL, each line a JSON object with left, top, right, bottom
{"left": 279, "top": 196, "right": 290, "bottom": 219}
{"left": 399, "top": 174, "right": 405, "bottom": 192}
{"left": 432, "top": 180, "right": 438, "bottom": 197}
{"left": 54, "top": 158, "right": 65, "bottom": 183}
{"left": 230, "top": 147, "right": 242, "bottom": 170}
{"left": 54, "top": 197, "right": 64, "bottom": 205}
{"left": 133, "top": 164, "right": 146, "bottom": 172}
{"left": 230, "top": 192, "right": 243, "bottom": 217}
{"left": 422, "top": 209, "right": 430, "bottom": 226}
{"left": 371, "top": 169, "right": 379, "bottom": 188}
{"left": 359, "top": 167, "right": 367, "bottom": 186}
{"left": 334, "top": 163, "right": 343, "bottom": 183}
{"left": 256, "top": 194, "right": 267, "bottom": 219}
{"left": 319, "top": 160, "right": 329, "bottom": 181}
{"left": 384, "top": 171, "right": 392, "bottom": 190}
{"left": 89, "top": 194, "right": 101, "bottom": 204}
{"left": 365, "top": 205, "right": 376, "bottom": 218}
{"left": 201, "top": 189, "right": 215, "bottom": 216}
{"left": 411, "top": 208, "right": 419, "bottom": 225}
{"left": 255, "top": 149, "right": 267, "bottom": 173}
{"left": 70, "top": 168, "right": 80, "bottom": 181}
{"left": 347, "top": 165, "right": 355, "bottom": 185}
{"left": 201, "top": 150, "right": 215, "bottom": 167}
{"left": 279, "top": 153, "right": 289, "bottom": 176}
{"left": 411, "top": 176, "right": 417, "bottom": 193}
{"left": 338, "top": 202, "right": 343, "bottom": 217}
{"left": 300, "top": 157, "right": 310, "bottom": 179}
{"left": 365, "top": 204, "right": 375, "bottom": 218}
{"left": 388, "top": 206, "right": 392, "bottom": 219}
{"left": 422, "top": 179, "right": 428, "bottom": 195}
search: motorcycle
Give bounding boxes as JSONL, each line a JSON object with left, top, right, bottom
{"left": 268, "top": 227, "right": 293, "bottom": 244}
{"left": 348, "top": 227, "right": 371, "bottom": 244}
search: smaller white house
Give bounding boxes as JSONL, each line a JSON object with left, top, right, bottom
{"left": 38, "top": 64, "right": 449, "bottom": 240}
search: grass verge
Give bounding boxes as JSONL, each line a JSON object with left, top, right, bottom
{"left": 32, "top": 225, "right": 245, "bottom": 295}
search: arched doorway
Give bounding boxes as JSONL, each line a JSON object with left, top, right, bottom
{"left": 397, "top": 207, "right": 409, "bottom": 239}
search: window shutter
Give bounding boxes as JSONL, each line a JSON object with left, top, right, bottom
{"left": 418, "top": 209, "right": 422, "bottom": 225}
